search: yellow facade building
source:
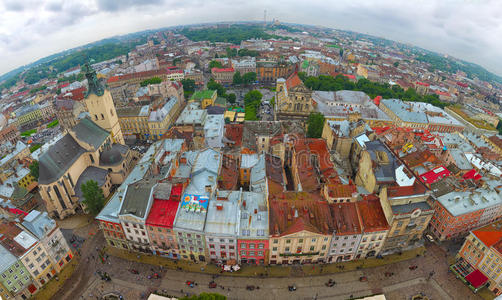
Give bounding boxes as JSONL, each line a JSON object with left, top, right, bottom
{"left": 268, "top": 195, "right": 334, "bottom": 265}
{"left": 275, "top": 73, "right": 313, "bottom": 121}
{"left": 190, "top": 90, "right": 217, "bottom": 109}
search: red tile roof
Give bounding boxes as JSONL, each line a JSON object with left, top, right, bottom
{"left": 402, "top": 150, "right": 439, "bottom": 168}
{"left": 0, "top": 221, "right": 32, "bottom": 256}
{"left": 416, "top": 81, "right": 430, "bottom": 87}
{"left": 269, "top": 196, "right": 334, "bottom": 237}
{"left": 435, "top": 90, "right": 450, "bottom": 97}
{"left": 387, "top": 181, "right": 428, "bottom": 198}
{"left": 286, "top": 72, "right": 302, "bottom": 90}
{"left": 357, "top": 198, "right": 389, "bottom": 233}
{"left": 107, "top": 68, "right": 170, "bottom": 84}
{"left": 472, "top": 221, "right": 502, "bottom": 250}
{"left": 145, "top": 199, "right": 179, "bottom": 228}
{"left": 326, "top": 184, "right": 356, "bottom": 198}
{"left": 329, "top": 202, "right": 362, "bottom": 235}
{"left": 224, "top": 124, "right": 243, "bottom": 147}
{"left": 488, "top": 135, "right": 502, "bottom": 150}
{"left": 219, "top": 155, "right": 238, "bottom": 190}
{"left": 211, "top": 67, "right": 235, "bottom": 73}
{"left": 343, "top": 74, "right": 356, "bottom": 80}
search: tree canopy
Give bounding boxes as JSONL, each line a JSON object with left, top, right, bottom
{"left": 209, "top": 60, "right": 224, "bottom": 69}
{"left": 81, "top": 180, "right": 106, "bottom": 216}
{"left": 207, "top": 79, "right": 226, "bottom": 97}
{"left": 140, "top": 77, "right": 162, "bottom": 87}
{"left": 29, "top": 160, "right": 39, "bottom": 180}
{"left": 181, "top": 78, "right": 196, "bottom": 92}
{"left": 232, "top": 71, "right": 242, "bottom": 85}
{"left": 180, "top": 292, "right": 226, "bottom": 300}
{"left": 237, "top": 48, "right": 260, "bottom": 57}
{"left": 226, "top": 93, "right": 236, "bottom": 104}
{"left": 306, "top": 112, "right": 325, "bottom": 138}
{"left": 301, "top": 74, "right": 447, "bottom": 109}
{"left": 2, "top": 40, "right": 145, "bottom": 89}
{"left": 226, "top": 47, "right": 237, "bottom": 58}
{"left": 242, "top": 72, "right": 257, "bottom": 84}
{"left": 180, "top": 25, "right": 276, "bottom": 45}
{"left": 244, "top": 90, "right": 263, "bottom": 121}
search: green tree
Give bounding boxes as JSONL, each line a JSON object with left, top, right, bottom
{"left": 306, "top": 112, "right": 325, "bottom": 138}
{"left": 226, "top": 47, "right": 237, "bottom": 58}
{"left": 242, "top": 72, "right": 257, "bottom": 84}
{"left": 209, "top": 60, "right": 223, "bottom": 69}
{"left": 244, "top": 90, "right": 262, "bottom": 104}
{"left": 393, "top": 62, "right": 399, "bottom": 68}
{"left": 298, "top": 72, "right": 307, "bottom": 82}
{"left": 181, "top": 78, "right": 196, "bottom": 92}
{"left": 140, "top": 77, "right": 162, "bottom": 87}
{"left": 244, "top": 90, "right": 262, "bottom": 121}
{"left": 207, "top": 79, "right": 226, "bottom": 97}
{"left": 226, "top": 93, "right": 236, "bottom": 104}
{"left": 232, "top": 71, "right": 242, "bottom": 85}
{"left": 180, "top": 292, "right": 226, "bottom": 300}
{"left": 270, "top": 96, "right": 275, "bottom": 108}
{"left": 29, "top": 160, "right": 39, "bottom": 180}
{"left": 81, "top": 180, "right": 106, "bottom": 215}
{"left": 339, "top": 49, "right": 344, "bottom": 57}
{"left": 238, "top": 48, "right": 260, "bottom": 57}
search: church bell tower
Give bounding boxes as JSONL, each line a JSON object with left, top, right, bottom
{"left": 82, "top": 62, "right": 124, "bottom": 144}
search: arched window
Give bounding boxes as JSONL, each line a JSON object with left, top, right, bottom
{"left": 53, "top": 185, "right": 67, "bottom": 210}
{"left": 101, "top": 113, "right": 105, "bottom": 120}
{"left": 94, "top": 115, "right": 98, "bottom": 121}
{"left": 89, "top": 154, "right": 95, "bottom": 164}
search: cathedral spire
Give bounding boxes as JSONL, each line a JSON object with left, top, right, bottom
{"left": 83, "top": 62, "right": 104, "bottom": 97}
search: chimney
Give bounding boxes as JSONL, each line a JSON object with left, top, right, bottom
{"left": 216, "top": 203, "right": 223, "bottom": 211}
{"left": 254, "top": 208, "right": 258, "bottom": 214}
{"left": 243, "top": 200, "right": 247, "bottom": 209}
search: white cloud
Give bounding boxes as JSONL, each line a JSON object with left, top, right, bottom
{"left": 0, "top": 0, "right": 501, "bottom": 76}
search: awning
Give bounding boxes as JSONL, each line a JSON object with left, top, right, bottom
{"left": 465, "top": 269, "right": 489, "bottom": 289}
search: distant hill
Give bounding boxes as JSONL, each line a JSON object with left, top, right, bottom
{"left": 2, "top": 22, "right": 501, "bottom": 91}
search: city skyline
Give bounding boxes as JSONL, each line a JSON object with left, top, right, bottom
{"left": 0, "top": 0, "right": 501, "bottom": 76}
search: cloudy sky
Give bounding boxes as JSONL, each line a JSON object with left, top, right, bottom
{"left": 0, "top": 0, "right": 501, "bottom": 76}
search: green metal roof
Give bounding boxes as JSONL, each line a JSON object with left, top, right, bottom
{"left": 72, "top": 117, "right": 110, "bottom": 149}
{"left": 190, "top": 90, "right": 216, "bottom": 100}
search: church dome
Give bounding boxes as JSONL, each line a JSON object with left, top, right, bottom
{"left": 100, "top": 147, "right": 124, "bottom": 165}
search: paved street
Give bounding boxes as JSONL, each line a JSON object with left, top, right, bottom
{"left": 47, "top": 217, "right": 485, "bottom": 300}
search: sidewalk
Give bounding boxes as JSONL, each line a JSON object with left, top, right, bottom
{"left": 33, "top": 255, "right": 80, "bottom": 300}
{"left": 106, "top": 246, "right": 425, "bottom": 278}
